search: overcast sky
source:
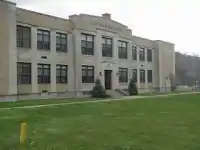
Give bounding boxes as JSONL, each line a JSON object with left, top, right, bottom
{"left": 16, "top": 0, "right": 200, "bottom": 54}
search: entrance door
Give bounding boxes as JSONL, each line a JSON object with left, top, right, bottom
{"left": 104, "top": 70, "right": 112, "bottom": 90}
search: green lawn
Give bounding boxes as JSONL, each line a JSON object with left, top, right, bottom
{"left": 1, "top": 94, "right": 200, "bottom": 150}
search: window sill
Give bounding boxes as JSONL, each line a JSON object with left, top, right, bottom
{"left": 82, "top": 82, "right": 95, "bottom": 84}
{"left": 56, "top": 51, "right": 68, "bottom": 53}
{"left": 38, "top": 49, "right": 51, "bottom": 52}
{"left": 56, "top": 83, "right": 68, "bottom": 84}
{"left": 119, "top": 83, "right": 128, "bottom": 85}
{"left": 17, "top": 47, "right": 31, "bottom": 51}
{"left": 119, "top": 58, "right": 128, "bottom": 60}
{"left": 102, "top": 56, "right": 113, "bottom": 58}
{"left": 82, "top": 54, "right": 94, "bottom": 57}
{"left": 38, "top": 83, "right": 51, "bottom": 85}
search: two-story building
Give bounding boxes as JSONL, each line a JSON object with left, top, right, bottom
{"left": 0, "top": 1, "right": 175, "bottom": 99}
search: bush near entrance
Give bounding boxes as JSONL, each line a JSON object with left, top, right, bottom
{"left": 128, "top": 78, "right": 138, "bottom": 96}
{"left": 91, "top": 79, "right": 109, "bottom": 98}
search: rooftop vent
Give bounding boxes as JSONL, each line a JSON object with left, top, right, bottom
{"left": 102, "top": 13, "right": 111, "bottom": 20}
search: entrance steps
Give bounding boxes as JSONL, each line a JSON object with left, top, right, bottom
{"left": 106, "top": 89, "right": 128, "bottom": 99}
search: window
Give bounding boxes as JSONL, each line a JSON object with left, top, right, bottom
{"left": 102, "top": 37, "right": 112, "bottom": 57}
{"left": 17, "top": 25, "right": 31, "bottom": 48}
{"left": 17, "top": 62, "right": 31, "bottom": 84}
{"left": 132, "top": 46, "right": 137, "bottom": 60}
{"left": 139, "top": 47, "right": 145, "bottom": 61}
{"left": 119, "top": 68, "right": 128, "bottom": 83}
{"left": 56, "top": 65, "right": 68, "bottom": 84}
{"left": 147, "top": 49, "right": 152, "bottom": 62}
{"left": 148, "top": 70, "right": 153, "bottom": 83}
{"left": 56, "top": 33, "right": 67, "bottom": 52}
{"left": 37, "top": 64, "right": 51, "bottom": 84}
{"left": 132, "top": 69, "right": 137, "bottom": 83}
{"left": 82, "top": 65, "right": 94, "bottom": 83}
{"left": 37, "top": 29, "right": 50, "bottom": 50}
{"left": 81, "top": 33, "right": 94, "bottom": 55}
{"left": 140, "top": 69, "right": 145, "bottom": 83}
{"left": 118, "top": 41, "right": 128, "bottom": 59}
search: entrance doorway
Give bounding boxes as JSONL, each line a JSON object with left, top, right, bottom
{"left": 104, "top": 70, "right": 112, "bottom": 90}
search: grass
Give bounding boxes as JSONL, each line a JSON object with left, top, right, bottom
{"left": 0, "top": 98, "right": 89, "bottom": 108}
{"left": 1, "top": 94, "right": 200, "bottom": 150}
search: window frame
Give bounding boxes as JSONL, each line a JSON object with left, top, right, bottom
{"left": 17, "top": 62, "right": 31, "bottom": 84}
{"left": 148, "top": 70, "right": 153, "bottom": 83}
{"left": 56, "top": 65, "right": 68, "bottom": 84}
{"left": 147, "top": 49, "right": 152, "bottom": 62}
{"left": 132, "top": 46, "right": 137, "bottom": 60}
{"left": 37, "top": 64, "right": 51, "bottom": 84}
{"left": 17, "top": 25, "right": 31, "bottom": 48}
{"left": 119, "top": 67, "right": 128, "bottom": 83}
{"left": 37, "top": 29, "right": 51, "bottom": 50}
{"left": 82, "top": 65, "right": 95, "bottom": 83}
{"left": 81, "top": 33, "right": 94, "bottom": 55}
{"left": 102, "top": 36, "right": 113, "bottom": 57}
{"left": 140, "top": 69, "right": 145, "bottom": 83}
{"left": 139, "top": 47, "right": 145, "bottom": 61}
{"left": 56, "top": 32, "right": 67, "bottom": 52}
{"left": 118, "top": 40, "right": 128, "bottom": 59}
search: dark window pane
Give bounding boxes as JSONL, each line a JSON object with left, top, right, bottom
{"left": 132, "top": 69, "right": 137, "bottom": 82}
{"left": 147, "top": 49, "right": 152, "bottom": 62}
{"left": 81, "top": 34, "right": 94, "bottom": 55}
{"left": 148, "top": 70, "right": 153, "bottom": 83}
{"left": 119, "top": 68, "right": 128, "bottom": 83}
{"left": 118, "top": 41, "right": 128, "bottom": 59}
{"left": 37, "top": 29, "right": 50, "bottom": 50}
{"left": 140, "top": 69, "right": 145, "bottom": 83}
{"left": 132, "top": 46, "right": 137, "bottom": 60}
{"left": 16, "top": 25, "right": 31, "bottom": 48}
{"left": 56, "top": 65, "right": 68, "bottom": 84}
{"left": 82, "top": 65, "right": 94, "bottom": 83}
{"left": 37, "top": 64, "right": 51, "bottom": 84}
{"left": 102, "top": 37, "right": 112, "bottom": 57}
{"left": 17, "top": 62, "right": 31, "bottom": 84}
{"left": 139, "top": 47, "right": 145, "bottom": 61}
{"left": 56, "top": 33, "right": 67, "bottom": 52}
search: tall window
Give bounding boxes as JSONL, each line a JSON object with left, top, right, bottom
{"left": 140, "top": 69, "right": 145, "bottom": 83}
{"left": 139, "top": 47, "right": 145, "bottom": 61}
{"left": 17, "top": 25, "right": 31, "bottom": 48}
{"left": 37, "top": 64, "right": 51, "bottom": 84}
{"left": 56, "top": 33, "right": 67, "bottom": 52}
{"left": 118, "top": 41, "right": 128, "bottom": 59}
{"left": 132, "top": 69, "right": 137, "bottom": 83}
{"left": 148, "top": 70, "right": 153, "bottom": 83}
{"left": 132, "top": 46, "right": 137, "bottom": 60}
{"left": 82, "top": 65, "right": 94, "bottom": 83}
{"left": 37, "top": 29, "right": 50, "bottom": 50}
{"left": 17, "top": 62, "right": 31, "bottom": 84}
{"left": 56, "top": 65, "right": 68, "bottom": 84}
{"left": 147, "top": 49, "right": 152, "bottom": 62}
{"left": 119, "top": 68, "right": 128, "bottom": 83}
{"left": 102, "top": 37, "right": 112, "bottom": 57}
{"left": 81, "top": 33, "right": 94, "bottom": 55}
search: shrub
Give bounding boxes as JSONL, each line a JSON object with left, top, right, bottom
{"left": 91, "top": 79, "right": 109, "bottom": 98}
{"left": 169, "top": 73, "right": 176, "bottom": 92}
{"left": 128, "top": 78, "right": 138, "bottom": 96}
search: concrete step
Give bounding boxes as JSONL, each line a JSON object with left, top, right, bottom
{"left": 106, "top": 90, "right": 124, "bottom": 99}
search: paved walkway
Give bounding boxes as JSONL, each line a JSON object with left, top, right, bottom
{"left": 0, "top": 92, "right": 199, "bottom": 111}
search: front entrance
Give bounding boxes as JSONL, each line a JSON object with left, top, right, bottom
{"left": 104, "top": 70, "right": 112, "bottom": 90}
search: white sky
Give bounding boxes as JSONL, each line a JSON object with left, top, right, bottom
{"left": 16, "top": 0, "right": 200, "bottom": 54}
